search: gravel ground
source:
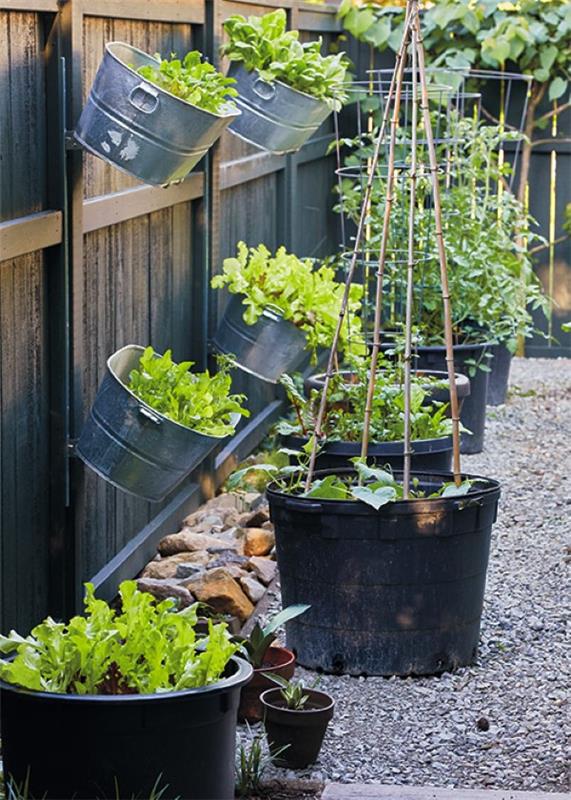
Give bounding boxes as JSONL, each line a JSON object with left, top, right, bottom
{"left": 246, "top": 357, "right": 571, "bottom": 793}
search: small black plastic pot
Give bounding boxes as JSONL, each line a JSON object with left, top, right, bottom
{"left": 260, "top": 687, "right": 334, "bottom": 769}
{"left": 487, "top": 342, "right": 514, "bottom": 406}
{"left": 282, "top": 433, "right": 453, "bottom": 472}
{"left": 212, "top": 294, "right": 307, "bottom": 383}
{"left": 267, "top": 469, "right": 501, "bottom": 677}
{"left": 0, "top": 657, "right": 252, "bottom": 800}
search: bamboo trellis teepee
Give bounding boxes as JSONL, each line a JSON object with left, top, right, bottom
{"left": 305, "top": 0, "right": 462, "bottom": 496}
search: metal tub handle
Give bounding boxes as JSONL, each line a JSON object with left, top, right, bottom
{"left": 128, "top": 83, "right": 160, "bottom": 114}
{"left": 138, "top": 406, "right": 163, "bottom": 425}
{"left": 252, "top": 78, "right": 276, "bottom": 101}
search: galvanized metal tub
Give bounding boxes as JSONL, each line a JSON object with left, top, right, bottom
{"left": 77, "top": 345, "right": 238, "bottom": 502}
{"left": 227, "top": 64, "right": 332, "bottom": 155}
{"left": 212, "top": 294, "right": 307, "bottom": 384}
{"left": 75, "top": 42, "right": 240, "bottom": 186}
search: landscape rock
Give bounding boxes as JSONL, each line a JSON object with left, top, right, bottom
{"left": 158, "top": 530, "right": 238, "bottom": 557}
{"left": 207, "top": 551, "right": 249, "bottom": 569}
{"left": 243, "top": 527, "right": 275, "bottom": 557}
{"left": 137, "top": 578, "right": 195, "bottom": 608}
{"left": 240, "top": 575, "right": 266, "bottom": 603}
{"left": 184, "top": 567, "right": 254, "bottom": 622}
{"left": 237, "top": 507, "right": 270, "bottom": 529}
{"left": 140, "top": 551, "right": 209, "bottom": 579}
{"left": 175, "top": 563, "right": 206, "bottom": 580}
{"left": 249, "top": 556, "right": 277, "bottom": 585}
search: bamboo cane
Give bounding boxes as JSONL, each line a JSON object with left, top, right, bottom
{"left": 414, "top": 11, "right": 462, "bottom": 485}
{"left": 403, "top": 10, "right": 419, "bottom": 498}
{"left": 304, "top": 5, "right": 415, "bottom": 491}
{"left": 359, "top": 14, "right": 411, "bottom": 462}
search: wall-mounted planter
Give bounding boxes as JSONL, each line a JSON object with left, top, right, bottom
{"left": 268, "top": 469, "right": 501, "bottom": 676}
{"left": 75, "top": 42, "right": 240, "bottom": 186}
{"left": 0, "top": 656, "right": 252, "bottom": 800}
{"left": 226, "top": 64, "right": 332, "bottom": 155}
{"left": 76, "top": 345, "right": 239, "bottom": 503}
{"left": 212, "top": 294, "right": 307, "bottom": 383}
{"left": 282, "top": 434, "right": 453, "bottom": 473}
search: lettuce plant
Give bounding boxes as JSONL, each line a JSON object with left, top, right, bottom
{"left": 128, "top": 347, "right": 249, "bottom": 436}
{"left": 0, "top": 581, "right": 240, "bottom": 695}
{"left": 136, "top": 51, "right": 238, "bottom": 115}
{"left": 222, "top": 10, "right": 348, "bottom": 109}
{"left": 212, "top": 242, "right": 364, "bottom": 361}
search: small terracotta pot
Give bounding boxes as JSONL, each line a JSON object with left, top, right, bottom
{"left": 260, "top": 687, "right": 335, "bottom": 769}
{"left": 238, "top": 646, "right": 295, "bottom": 722}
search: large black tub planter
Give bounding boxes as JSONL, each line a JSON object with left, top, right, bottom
{"left": 282, "top": 433, "right": 454, "bottom": 473}
{"left": 75, "top": 42, "right": 240, "bottom": 186}
{"left": 0, "top": 657, "right": 252, "bottom": 799}
{"left": 412, "top": 342, "right": 492, "bottom": 455}
{"left": 77, "top": 345, "right": 239, "bottom": 502}
{"left": 212, "top": 294, "right": 308, "bottom": 383}
{"left": 267, "top": 470, "right": 501, "bottom": 676}
{"left": 487, "top": 341, "right": 514, "bottom": 406}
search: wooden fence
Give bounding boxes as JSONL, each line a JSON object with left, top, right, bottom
{"left": 0, "top": 0, "right": 569, "bottom": 632}
{"left": 0, "top": 0, "right": 344, "bottom": 631}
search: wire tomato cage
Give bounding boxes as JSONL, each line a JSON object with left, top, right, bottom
{"left": 306, "top": 0, "right": 526, "bottom": 494}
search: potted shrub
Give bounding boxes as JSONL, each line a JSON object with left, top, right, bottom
{"left": 75, "top": 45, "right": 240, "bottom": 185}
{"left": 236, "top": 604, "right": 309, "bottom": 722}
{"left": 221, "top": 9, "right": 348, "bottom": 153}
{"left": 260, "top": 678, "right": 334, "bottom": 769}
{"left": 230, "top": 459, "right": 501, "bottom": 677}
{"left": 0, "top": 581, "right": 252, "bottom": 800}
{"left": 77, "top": 345, "right": 249, "bottom": 502}
{"left": 211, "top": 242, "right": 364, "bottom": 383}
{"left": 276, "top": 369, "right": 461, "bottom": 473}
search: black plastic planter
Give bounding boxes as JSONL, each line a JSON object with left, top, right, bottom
{"left": 410, "top": 342, "right": 492, "bottom": 455}
{"left": 260, "top": 688, "right": 335, "bottom": 769}
{"left": 267, "top": 469, "right": 501, "bottom": 677}
{"left": 77, "top": 345, "right": 239, "bottom": 502}
{"left": 487, "top": 342, "right": 514, "bottom": 406}
{"left": 282, "top": 433, "right": 453, "bottom": 472}
{"left": 304, "top": 369, "right": 471, "bottom": 414}
{"left": 0, "top": 657, "right": 252, "bottom": 800}
{"left": 212, "top": 294, "right": 308, "bottom": 383}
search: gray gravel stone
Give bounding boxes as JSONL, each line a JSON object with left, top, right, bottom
{"left": 253, "top": 358, "right": 571, "bottom": 793}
